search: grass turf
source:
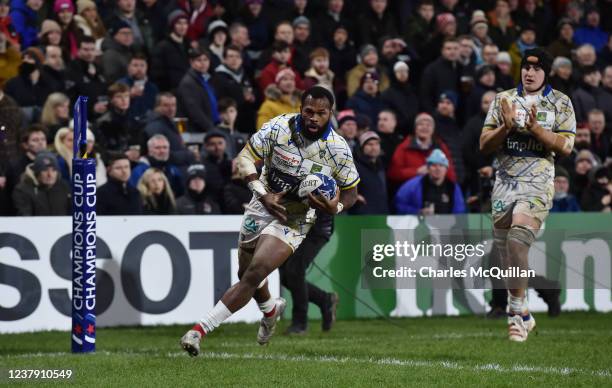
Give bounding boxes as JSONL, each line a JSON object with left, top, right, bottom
{"left": 1, "top": 312, "right": 611, "bottom": 387}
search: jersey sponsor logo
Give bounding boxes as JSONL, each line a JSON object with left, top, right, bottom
{"left": 267, "top": 168, "right": 302, "bottom": 195}
{"left": 272, "top": 147, "right": 302, "bottom": 167}
{"left": 504, "top": 132, "right": 547, "bottom": 158}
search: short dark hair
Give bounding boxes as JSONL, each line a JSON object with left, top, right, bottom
{"left": 272, "top": 40, "right": 290, "bottom": 53}
{"left": 79, "top": 36, "right": 96, "bottom": 47}
{"left": 105, "top": 151, "right": 129, "bottom": 167}
{"left": 129, "top": 52, "right": 148, "bottom": 63}
{"left": 218, "top": 97, "right": 237, "bottom": 112}
{"left": 301, "top": 86, "right": 335, "bottom": 109}
{"left": 442, "top": 37, "right": 459, "bottom": 46}
{"left": 155, "top": 92, "right": 175, "bottom": 107}
{"left": 223, "top": 44, "right": 241, "bottom": 58}
{"left": 20, "top": 124, "right": 48, "bottom": 143}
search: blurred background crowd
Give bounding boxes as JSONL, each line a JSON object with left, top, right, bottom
{"left": 0, "top": 0, "right": 610, "bottom": 217}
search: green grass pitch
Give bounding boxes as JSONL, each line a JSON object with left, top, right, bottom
{"left": 1, "top": 312, "right": 611, "bottom": 387}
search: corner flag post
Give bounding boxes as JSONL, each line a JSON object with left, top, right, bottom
{"left": 71, "top": 96, "right": 97, "bottom": 353}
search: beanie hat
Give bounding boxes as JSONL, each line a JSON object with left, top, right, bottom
{"left": 76, "top": 0, "right": 96, "bottom": 14}
{"left": 275, "top": 68, "right": 295, "bottom": 84}
{"left": 109, "top": 19, "right": 132, "bottom": 37}
{"left": 167, "top": 9, "right": 189, "bottom": 29}
{"left": 436, "top": 13, "right": 456, "bottom": 32}
{"left": 554, "top": 166, "right": 570, "bottom": 179}
{"left": 358, "top": 131, "right": 380, "bottom": 148}
{"left": 33, "top": 151, "right": 60, "bottom": 174}
{"left": 438, "top": 90, "right": 458, "bottom": 106}
{"left": 426, "top": 149, "right": 449, "bottom": 167}
{"left": 393, "top": 61, "right": 409, "bottom": 72}
{"left": 292, "top": 16, "right": 310, "bottom": 28}
{"left": 38, "top": 19, "right": 62, "bottom": 39}
{"left": 54, "top": 0, "right": 75, "bottom": 13}
{"left": 470, "top": 10, "right": 488, "bottom": 28}
{"left": 207, "top": 19, "right": 228, "bottom": 35}
{"left": 360, "top": 71, "right": 379, "bottom": 86}
{"left": 359, "top": 44, "right": 377, "bottom": 60}
{"left": 186, "top": 164, "right": 206, "bottom": 182}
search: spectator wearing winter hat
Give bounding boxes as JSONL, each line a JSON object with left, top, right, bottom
{"left": 572, "top": 149, "right": 598, "bottom": 202}
{"left": 257, "top": 40, "right": 304, "bottom": 93}
{"left": 487, "top": 0, "right": 518, "bottom": 51}
{"left": 54, "top": 0, "right": 85, "bottom": 61}
{"left": 204, "top": 19, "right": 228, "bottom": 71}
{"left": 574, "top": 8, "right": 608, "bottom": 53}
{"left": 176, "top": 47, "right": 220, "bottom": 133}
{"left": 37, "top": 19, "right": 62, "bottom": 48}
{"left": 355, "top": 0, "right": 398, "bottom": 49}
{"left": 433, "top": 91, "right": 464, "bottom": 184}
{"left": 546, "top": 57, "right": 573, "bottom": 97}
{"left": 419, "top": 37, "right": 462, "bottom": 114}
{"left": 546, "top": 18, "right": 576, "bottom": 60}
{"left": 4, "top": 47, "right": 55, "bottom": 119}
{"left": 97, "top": 152, "right": 143, "bottom": 215}
{"left": 176, "top": 164, "right": 221, "bottom": 215}
{"left": 12, "top": 151, "right": 70, "bottom": 216}
{"left": 350, "top": 131, "right": 389, "bottom": 215}
{"left": 104, "top": 0, "right": 153, "bottom": 53}
{"left": 346, "top": 43, "right": 389, "bottom": 98}
{"left": 470, "top": 10, "right": 492, "bottom": 64}
{"left": 346, "top": 71, "right": 386, "bottom": 128}
{"left": 9, "top": 0, "right": 43, "bottom": 49}
{"left": 73, "top": 0, "right": 105, "bottom": 40}
{"left": 291, "top": 16, "right": 314, "bottom": 75}
{"left": 256, "top": 67, "right": 301, "bottom": 129}
{"left": 551, "top": 166, "right": 580, "bottom": 212}
{"left": 381, "top": 61, "right": 418, "bottom": 134}
{"left": 101, "top": 19, "right": 134, "bottom": 83}
{"left": 421, "top": 12, "right": 457, "bottom": 64}
{"left": 150, "top": 9, "right": 190, "bottom": 91}
{"left": 582, "top": 166, "right": 612, "bottom": 212}
{"left": 336, "top": 109, "right": 358, "bottom": 150}
{"left": 394, "top": 148, "right": 466, "bottom": 215}
{"left": 387, "top": 112, "right": 457, "bottom": 190}
{"left": 494, "top": 50, "right": 514, "bottom": 89}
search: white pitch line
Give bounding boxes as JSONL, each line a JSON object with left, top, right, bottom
{"left": 2, "top": 350, "right": 610, "bottom": 378}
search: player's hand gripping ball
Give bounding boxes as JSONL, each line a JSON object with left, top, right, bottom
{"left": 298, "top": 173, "right": 337, "bottom": 201}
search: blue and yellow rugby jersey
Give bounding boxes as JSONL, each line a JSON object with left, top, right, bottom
{"left": 245, "top": 113, "right": 360, "bottom": 216}
{"left": 483, "top": 84, "right": 576, "bottom": 184}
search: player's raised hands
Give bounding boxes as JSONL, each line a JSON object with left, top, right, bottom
{"left": 526, "top": 105, "right": 543, "bottom": 133}
{"left": 308, "top": 187, "right": 340, "bottom": 215}
{"left": 500, "top": 98, "right": 517, "bottom": 132}
{"left": 261, "top": 191, "right": 288, "bottom": 222}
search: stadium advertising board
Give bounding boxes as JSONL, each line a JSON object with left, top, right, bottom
{"left": 1, "top": 214, "right": 611, "bottom": 333}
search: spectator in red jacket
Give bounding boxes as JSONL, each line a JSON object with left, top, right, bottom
{"left": 387, "top": 112, "right": 456, "bottom": 191}
{"left": 257, "top": 40, "right": 304, "bottom": 92}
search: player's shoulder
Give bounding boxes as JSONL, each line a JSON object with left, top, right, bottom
{"left": 547, "top": 87, "right": 573, "bottom": 106}
{"left": 261, "top": 113, "right": 298, "bottom": 134}
{"left": 497, "top": 88, "right": 519, "bottom": 99}
{"left": 325, "top": 129, "right": 354, "bottom": 153}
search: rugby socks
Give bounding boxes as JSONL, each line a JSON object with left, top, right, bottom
{"left": 197, "top": 301, "right": 232, "bottom": 335}
{"left": 508, "top": 293, "right": 529, "bottom": 317}
{"left": 259, "top": 297, "right": 276, "bottom": 318}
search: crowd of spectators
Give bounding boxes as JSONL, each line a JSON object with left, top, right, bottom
{"left": 0, "top": 0, "right": 611, "bottom": 217}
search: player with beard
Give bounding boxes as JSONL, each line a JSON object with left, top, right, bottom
{"left": 480, "top": 48, "right": 576, "bottom": 342}
{"left": 180, "top": 86, "right": 359, "bottom": 356}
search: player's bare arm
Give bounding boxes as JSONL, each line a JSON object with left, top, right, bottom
{"left": 526, "top": 105, "right": 573, "bottom": 157}
{"left": 479, "top": 98, "right": 515, "bottom": 154}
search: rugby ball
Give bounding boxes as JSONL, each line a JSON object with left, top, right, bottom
{"left": 298, "top": 173, "right": 337, "bottom": 200}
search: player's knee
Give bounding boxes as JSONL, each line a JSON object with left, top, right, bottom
{"left": 508, "top": 225, "right": 535, "bottom": 247}
{"left": 241, "top": 263, "right": 269, "bottom": 288}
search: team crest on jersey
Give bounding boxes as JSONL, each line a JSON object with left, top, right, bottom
{"left": 319, "top": 150, "right": 326, "bottom": 159}
{"left": 243, "top": 217, "right": 258, "bottom": 234}
{"left": 493, "top": 200, "right": 505, "bottom": 213}
{"left": 310, "top": 164, "right": 322, "bottom": 173}
{"left": 536, "top": 111, "right": 547, "bottom": 121}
